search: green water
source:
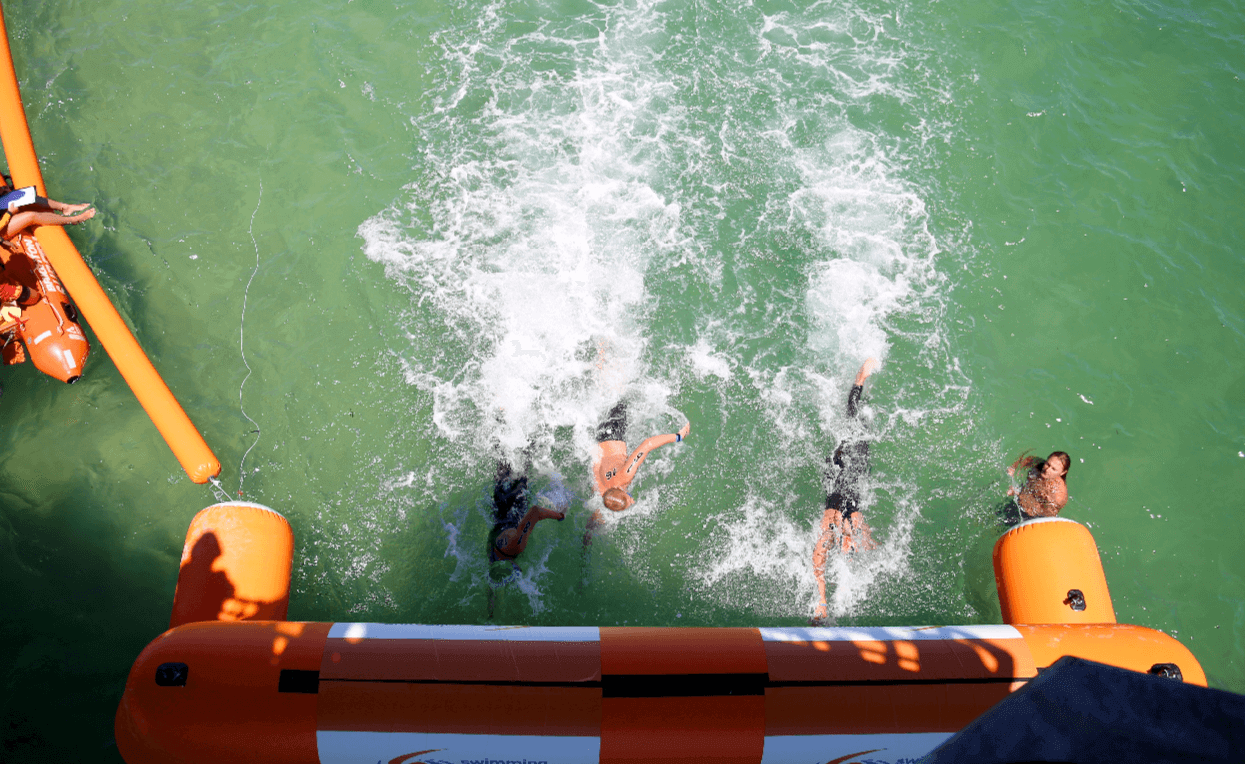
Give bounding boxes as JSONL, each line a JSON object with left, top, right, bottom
{"left": 1, "top": 0, "right": 1242, "bottom": 759}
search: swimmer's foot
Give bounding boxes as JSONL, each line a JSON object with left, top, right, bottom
{"left": 61, "top": 208, "right": 95, "bottom": 225}
{"left": 855, "top": 357, "right": 878, "bottom": 386}
{"left": 59, "top": 202, "right": 92, "bottom": 214}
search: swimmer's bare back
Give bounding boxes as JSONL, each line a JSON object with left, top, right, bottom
{"left": 593, "top": 420, "right": 690, "bottom": 512}
{"left": 1015, "top": 474, "right": 1068, "bottom": 517}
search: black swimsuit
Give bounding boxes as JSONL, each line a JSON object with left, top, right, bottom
{"left": 826, "top": 384, "right": 869, "bottom": 517}
{"left": 488, "top": 462, "right": 529, "bottom": 562}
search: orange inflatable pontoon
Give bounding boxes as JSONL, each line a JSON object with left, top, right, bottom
{"left": 114, "top": 505, "right": 1205, "bottom": 764}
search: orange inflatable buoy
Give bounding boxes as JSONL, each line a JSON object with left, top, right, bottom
{"left": 0, "top": 231, "right": 89, "bottom": 382}
{"left": 994, "top": 517, "right": 1116, "bottom": 625}
{"left": 169, "top": 502, "right": 295, "bottom": 629}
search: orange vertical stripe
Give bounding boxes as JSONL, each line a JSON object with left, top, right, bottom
{"left": 600, "top": 696, "right": 765, "bottom": 764}
{"left": 600, "top": 627, "right": 767, "bottom": 676}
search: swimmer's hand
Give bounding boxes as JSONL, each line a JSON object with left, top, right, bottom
{"left": 856, "top": 357, "right": 878, "bottom": 385}
{"left": 1009, "top": 450, "right": 1034, "bottom": 476}
{"left": 813, "top": 602, "right": 829, "bottom": 620}
{"left": 677, "top": 421, "right": 690, "bottom": 441}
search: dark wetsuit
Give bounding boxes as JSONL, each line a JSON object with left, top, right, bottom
{"left": 596, "top": 401, "right": 627, "bottom": 443}
{"left": 825, "top": 384, "right": 868, "bottom": 519}
{"left": 488, "top": 462, "right": 529, "bottom": 562}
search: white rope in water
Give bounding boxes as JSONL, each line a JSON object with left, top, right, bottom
{"left": 235, "top": 180, "right": 264, "bottom": 497}
{"left": 208, "top": 476, "right": 230, "bottom": 504}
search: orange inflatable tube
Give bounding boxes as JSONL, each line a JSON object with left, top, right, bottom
{"left": 0, "top": 2, "right": 219, "bottom": 482}
{"left": 114, "top": 506, "right": 1207, "bottom": 764}
{"left": 994, "top": 516, "right": 1116, "bottom": 624}
{"left": 170, "top": 503, "right": 295, "bottom": 628}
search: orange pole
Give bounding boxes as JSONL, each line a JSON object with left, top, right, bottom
{"left": 0, "top": 2, "right": 220, "bottom": 482}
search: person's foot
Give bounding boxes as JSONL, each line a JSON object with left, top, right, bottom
{"left": 855, "top": 357, "right": 878, "bottom": 386}
{"left": 63, "top": 208, "right": 95, "bottom": 225}
{"left": 61, "top": 202, "right": 92, "bottom": 214}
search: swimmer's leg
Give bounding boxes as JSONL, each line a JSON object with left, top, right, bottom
{"left": 3, "top": 208, "right": 94, "bottom": 238}
{"left": 841, "top": 511, "right": 877, "bottom": 553}
{"left": 45, "top": 198, "right": 92, "bottom": 214}
{"left": 812, "top": 508, "right": 841, "bottom": 619}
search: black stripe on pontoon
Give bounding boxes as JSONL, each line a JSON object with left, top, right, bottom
{"left": 603, "top": 673, "right": 768, "bottom": 697}
{"left": 767, "top": 676, "right": 1025, "bottom": 687}
{"left": 278, "top": 669, "right": 320, "bottom": 694}
{"left": 320, "top": 674, "right": 764, "bottom": 697}
{"left": 323, "top": 678, "right": 602, "bottom": 689}
{"left": 318, "top": 674, "right": 1027, "bottom": 694}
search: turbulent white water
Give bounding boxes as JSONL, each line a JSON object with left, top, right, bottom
{"left": 358, "top": 0, "right": 974, "bottom": 619}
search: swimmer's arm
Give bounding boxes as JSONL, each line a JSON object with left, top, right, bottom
{"left": 494, "top": 529, "right": 522, "bottom": 558}
{"left": 1007, "top": 450, "right": 1036, "bottom": 477}
{"left": 625, "top": 423, "right": 691, "bottom": 477}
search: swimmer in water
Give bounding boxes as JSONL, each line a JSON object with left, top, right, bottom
{"left": 813, "top": 358, "right": 879, "bottom": 622}
{"left": 488, "top": 461, "right": 566, "bottom": 564}
{"left": 1007, "top": 450, "right": 1071, "bottom": 519}
{"left": 585, "top": 401, "right": 690, "bottom": 541}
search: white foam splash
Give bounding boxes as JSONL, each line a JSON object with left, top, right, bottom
{"left": 355, "top": 0, "right": 972, "bottom": 622}
{"left": 680, "top": 1, "right": 963, "bottom": 619}
{"left": 359, "top": 0, "right": 687, "bottom": 470}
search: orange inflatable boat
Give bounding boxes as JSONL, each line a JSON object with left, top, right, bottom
{"left": 114, "top": 505, "right": 1205, "bottom": 764}
{"left": 0, "top": 1, "right": 220, "bottom": 482}
{"left": 0, "top": 228, "right": 89, "bottom": 382}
